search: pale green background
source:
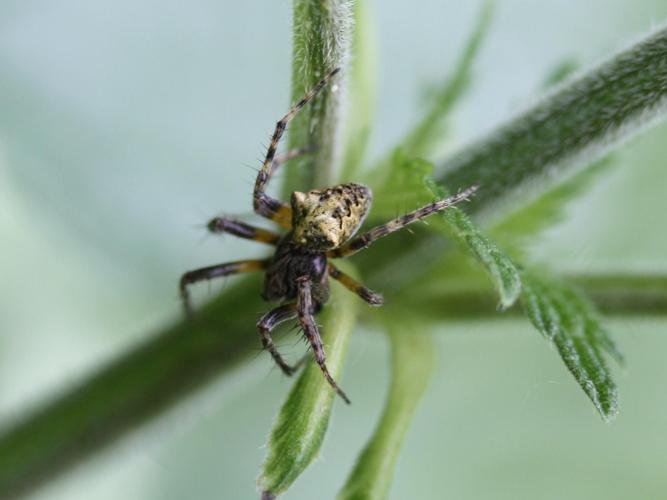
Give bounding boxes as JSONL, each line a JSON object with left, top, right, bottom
{"left": 1, "top": 1, "right": 666, "bottom": 499}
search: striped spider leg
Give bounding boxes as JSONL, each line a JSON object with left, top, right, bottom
{"left": 296, "top": 275, "right": 351, "bottom": 403}
{"left": 180, "top": 64, "right": 477, "bottom": 404}
{"left": 253, "top": 68, "right": 340, "bottom": 228}
{"left": 328, "top": 186, "right": 479, "bottom": 258}
{"left": 180, "top": 259, "right": 268, "bottom": 319}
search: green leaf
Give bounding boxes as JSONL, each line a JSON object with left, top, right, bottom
{"left": 258, "top": 266, "right": 359, "bottom": 498}
{"left": 338, "top": 324, "right": 434, "bottom": 500}
{"left": 424, "top": 177, "right": 522, "bottom": 310}
{"left": 400, "top": 0, "right": 493, "bottom": 159}
{"left": 368, "top": 148, "right": 435, "bottom": 218}
{"left": 541, "top": 58, "right": 579, "bottom": 89}
{"left": 362, "top": 2, "right": 491, "bottom": 194}
{"left": 439, "top": 25, "right": 667, "bottom": 222}
{"left": 340, "top": 0, "right": 377, "bottom": 183}
{"left": 520, "top": 270, "right": 620, "bottom": 421}
{"left": 284, "top": 0, "right": 354, "bottom": 194}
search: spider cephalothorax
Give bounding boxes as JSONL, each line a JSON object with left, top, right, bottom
{"left": 180, "top": 68, "right": 477, "bottom": 403}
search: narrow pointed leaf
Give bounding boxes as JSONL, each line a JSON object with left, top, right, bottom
{"left": 520, "top": 270, "right": 620, "bottom": 421}
{"left": 425, "top": 177, "right": 522, "bottom": 309}
{"left": 338, "top": 324, "right": 434, "bottom": 500}
{"left": 340, "top": 0, "right": 377, "bottom": 182}
{"left": 258, "top": 270, "right": 359, "bottom": 498}
{"left": 540, "top": 58, "right": 579, "bottom": 89}
{"left": 401, "top": 0, "right": 493, "bottom": 158}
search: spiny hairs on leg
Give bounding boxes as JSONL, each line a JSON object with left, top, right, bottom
{"left": 180, "top": 259, "right": 267, "bottom": 319}
{"left": 296, "top": 275, "right": 351, "bottom": 404}
{"left": 207, "top": 217, "right": 280, "bottom": 245}
{"left": 252, "top": 68, "right": 340, "bottom": 225}
{"left": 257, "top": 304, "right": 300, "bottom": 376}
{"left": 330, "top": 184, "right": 479, "bottom": 258}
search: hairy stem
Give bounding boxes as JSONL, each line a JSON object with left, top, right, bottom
{"left": 0, "top": 277, "right": 262, "bottom": 499}
{"left": 283, "top": 0, "right": 354, "bottom": 194}
{"left": 2, "top": 22, "right": 667, "bottom": 497}
{"left": 439, "top": 24, "right": 667, "bottom": 221}
{"left": 391, "top": 272, "right": 667, "bottom": 319}
{"left": 0, "top": 270, "right": 663, "bottom": 497}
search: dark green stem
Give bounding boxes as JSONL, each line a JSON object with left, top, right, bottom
{"left": 392, "top": 273, "right": 667, "bottom": 319}
{"left": 439, "top": 25, "right": 667, "bottom": 221}
{"left": 0, "top": 277, "right": 261, "bottom": 499}
{"left": 2, "top": 21, "right": 667, "bottom": 499}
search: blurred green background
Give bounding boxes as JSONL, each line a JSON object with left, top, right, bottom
{"left": 1, "top": 1, "right": 666, "bottom": 499}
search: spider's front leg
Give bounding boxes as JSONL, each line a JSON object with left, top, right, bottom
{"left": 253, "top": 68, "right": 340, "bottom": 228}
{"left": 329, "top": 185, "right": 478, "bottom": 258}
{"left": 180, "top": 259, "right": 267, "bottom": 318}
{"left": 296, "top": 275, "right": 351, "bottom": 404}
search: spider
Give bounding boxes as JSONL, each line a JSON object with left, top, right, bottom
{"left": 180, "top": 68, "right": 477, "bottom": 403}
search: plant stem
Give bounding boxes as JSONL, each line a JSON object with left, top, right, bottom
{"left": 0, "top": 270, "right": 663, "bottom": 497}
{"left": 283, "top": 0, "right": 354, "bottom": 194}
{"left": 439, "top": 24, "right": 667, "bottom": 221}
{"left": 0, "top": 277, "right": 262, "bottom": 499}
{"left": 391, "top": 272, "right": 667, "bottom": 319}
{"left": 258, "top": 268, "right": 358, "bottom": 497}
{"left": 3, "top": 21, "right": 667, "bottom": 497}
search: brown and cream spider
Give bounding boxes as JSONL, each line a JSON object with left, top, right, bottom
{"left": 180, "top": 68, "right": 477, "bottom": 403}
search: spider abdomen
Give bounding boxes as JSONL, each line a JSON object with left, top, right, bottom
{"left": 262, "top": 235, "right": 329, "bottom": 309}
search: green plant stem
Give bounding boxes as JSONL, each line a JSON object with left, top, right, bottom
{"left": 439, "top": 25, "right": 667, "bottom": 221}
{"left": 0, "top": 271, "right": 663, "bottom": 497}
{"left": 0, "top": 276, "right": 262, "bottom": 499}
{"left": 338, "top": 327, "right": 434, "bottom": 500}
{"left": 568, "top": 273, "right": 667, "bottom": 315}
{"left": 391, "top": 273, "right": 667, "bottom": 319}
{"left": 283, "top": 0, "right": 354, "bottom": 194}
{"left": 3, "top": 22, "right": 667, "bottom": 497}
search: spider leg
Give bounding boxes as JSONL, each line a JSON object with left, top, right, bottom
{"left": 296, "top": 275, "right": 351, "bottom": 404}
{"left": 329, "top": 185, "right": 478, "bottom": 258}
{"left": 180, "top": 259, "right": 267, "bottom": 318}
{"left": 328, "top": 263, "right": 384, "bottom": 306}
{"left": 206, "top": 148, "right": 316, "bottom": 242}
{"left": 207, "top": 217, "right": 281, "bottom": 246}
{"left": 257, "top": 303, "right": 305, "bottom": 376}
{"left": 253, "top": 68, "right": 340, "bottom": 228}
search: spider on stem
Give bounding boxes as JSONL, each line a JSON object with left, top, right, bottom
{"left": 180, "top": 68, "right": 477, "bottom": 403}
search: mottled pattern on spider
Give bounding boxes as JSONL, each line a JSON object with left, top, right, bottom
{"left": 180, "top": 68, "right": 477, "bottom": 403}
